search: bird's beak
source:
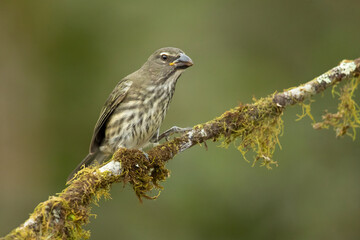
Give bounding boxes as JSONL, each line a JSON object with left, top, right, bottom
{"left": 169, "top": 53, "right": 193, "bottom": 68}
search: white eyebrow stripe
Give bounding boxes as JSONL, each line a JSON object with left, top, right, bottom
{"left": 160, "top": 52, "right": 170, "bottom": 55}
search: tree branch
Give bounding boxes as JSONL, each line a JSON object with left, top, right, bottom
{"left": 4, "top": 58, "right": 360, "bottom": 240}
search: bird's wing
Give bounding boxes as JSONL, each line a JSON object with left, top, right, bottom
{"left": 89, "top": 78, "right": 133, "bottom": 153}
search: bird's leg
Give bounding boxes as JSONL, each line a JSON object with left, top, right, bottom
{"left": 149, "top": 129, "right": 160, "bottom": 144}
{"left": 157, "top": 126, "right": 192, "bottom": 142}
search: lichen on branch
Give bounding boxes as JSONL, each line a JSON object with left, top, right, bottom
{"left": 4, "top": 58, "right": 360, "bottom": 240}
{"left": 313, "top": 77, "right": 360, "bottom": 139}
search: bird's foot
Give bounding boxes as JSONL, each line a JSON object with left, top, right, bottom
{"left": 157, "top": 126, "right": 192, "bottom": 142}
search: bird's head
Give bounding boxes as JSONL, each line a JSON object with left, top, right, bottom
{"left": 142, "top": 47, "right": 193, "bottom": 81}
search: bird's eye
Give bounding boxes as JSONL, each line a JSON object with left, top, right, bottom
{"left": 161, "top": 54, "right": 168, "bottom": 61}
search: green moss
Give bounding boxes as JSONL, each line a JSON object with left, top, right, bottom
{"left": 313, "top": 77, "right": 360, "bottom": 139}
{"left": 8, "top": 197, "right": 92, "bottom": 239}
{"left": 296, "top": 100, "right": 316, "bottom": 122}
{"left": 217, "top": 97, "right": 284, "bottom": 169}
{"left": 113, "top": 148, "right": 170, "bottom": 202}
{"left": 16, "top": 143, "right": 174, "bottom": 236}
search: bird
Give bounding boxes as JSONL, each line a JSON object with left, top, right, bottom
{"left": 67, "top": 47, "right": 193, "bottom": 181}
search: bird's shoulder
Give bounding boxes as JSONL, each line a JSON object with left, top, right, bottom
{"left": 104, "top": 78, "right": 133, "bottom": 107}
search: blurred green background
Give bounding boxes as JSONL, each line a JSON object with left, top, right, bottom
{"left": 1, "top": 0, "right": 360, "bottom": 239}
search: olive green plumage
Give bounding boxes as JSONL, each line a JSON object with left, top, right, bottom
{"left": 67, "top": 47, "right": 193, "bottom": 181}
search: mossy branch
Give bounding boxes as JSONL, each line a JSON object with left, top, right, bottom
{"left": 4, "top": 58, "right": 360, "bottom": 240}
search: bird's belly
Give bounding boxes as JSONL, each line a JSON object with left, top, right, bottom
{"left": 103, "top": 101, "right": 167, "bottom": 152}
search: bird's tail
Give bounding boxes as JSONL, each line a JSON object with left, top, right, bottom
{"left": 67, "top": 151, "right": 110, "bottom": 182}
